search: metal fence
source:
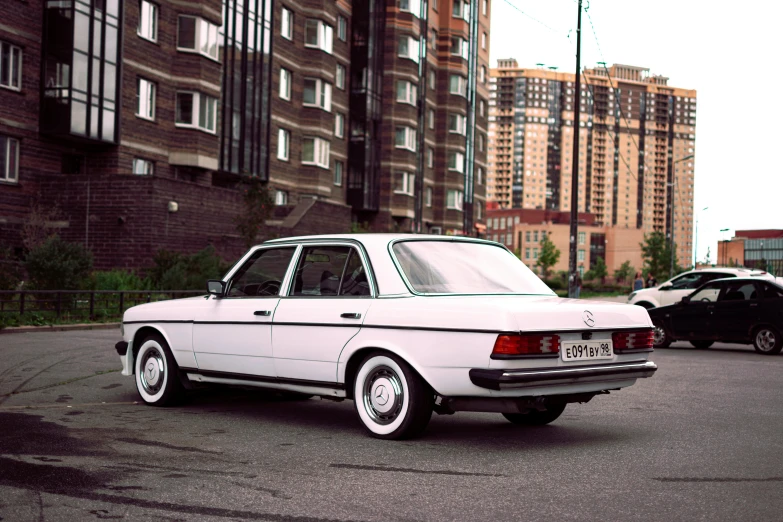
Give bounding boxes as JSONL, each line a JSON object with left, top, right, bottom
{"left": 0, "top": 290, "right": 205, "bottom": 321}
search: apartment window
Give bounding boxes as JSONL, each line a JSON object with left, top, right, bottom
{"left": 279, "top": 68, "right": 292, "bottom": 100}
{"left": 448, "top": 151, "right": 464, "bottom": 172}
{"left": 0, "top": 41, "right": 22, "bottom": 91}
{"left": 281, "top": 7, "right": 293, "bottom": 40}
{"left": 398, "top": 35, "right": 420, "bottom": 63}
{"left": 395, "top": 171, "right": 416, "bottom": 195}
{"left": 477, "top": 203, "right": 483, "bottom": 221}
{"left": 476, "top": 167, "right": 483, "bottom": 185}
{"left": 398, "top": 0, "right": 422, "bottom": 18}
{"left": 277, "top": 128, "right": 290, "bottom": 160}
{"left": 425, "top": 186, "right": 432, "bottom": 207}
{"left": 305, "top": 19, "right": 333, "bottom": 53}
{"left": 336, "top": 64, "right": 345, "bottom": 90}
{"left": 394, "top": 126, "right": 417, "bottom": 151}
{"left": 447, "top": 189, "right": 464, "bottom": 210}
{"left": 500, "top": 217, "right": 506, "bottom": 229}
{"left": 175, "top": 92, "right": 217, "bottom": 132}
{"left": 482, "top": 0, "right": 487, "bottom": 16}
{"left": 138, "top": 1, "right": 158, "bottom": 42}
{"left": 481, "top": 32, "right": 487, "bottom": 50}
{"left": 525, "top": 248, "right": 530, "bottom": 259}
{"left": 525, "top": 231, "right": 530, "bottom": 242}
{"left": 449, "top": 74, "right": 467, "bottom": 96}
{"left": 334, "top": 113, "right": 345, "bottom": 138}
{"left": 533, "top": 231, "right": 539, "bottom": 242}
{"left": 479, "top": 99, "right": 486, "bottom": 117}
{"left": 0, "top": 136, "right": 19, "bottom": 183}
{"left": 449, "top": 37, "right": 468, "bottom": 59}
{"left": 337, "top": 16, "right": 347, "bottom": 41}
{"left": 479, "top": 65, "right": 487, "bottom": 83}
{"left": 478, "top": 134, "right": 485, "bottom": 152}
{"left": 132, "top": 158, "right": 154, "bottom": 176}
{"left": 430, "top": 28, "right": 438, "bottom": 50}
{"left": 452, "top": 0, "right": 469, "bottom": 21}
{"left": 334, "top": 160, "right": 343, "bottom": 186}
{"left": 136, "top": 78, "right": 156, "bottom": 120}
{"left": 448, "top": 113, "right": 466, "bottom": 135}
{"left": 428, "top": 109, "right": 435, "bottom": 129}
{"left": 578, "top": 249, "right": 585, "bottom": 261}
{"left": 578, "top": 231, "right": 585, "bottom": 245}
{"left": 177, "top": 16, "right": 219, "bottom": 60}
{"left": 427, "top": 147, "right": 434, "bottom": 168}
{"left": 275, "top": 190, "right": 289, "bottom": 205}
{"left": 396, "top": 80, "right": 418, "bottom": 105}
{"left": 302, "top": 137, "right": 330, "bottom": 168}
{"left": 428, "top": 70, "right": 436, "bottom": 90}
{"left": 303, "top": 78, "right": 332, "bottom": 111}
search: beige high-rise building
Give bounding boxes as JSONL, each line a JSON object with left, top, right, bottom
{"left": 487, "top": 60, "right": 697, "bottom": 266}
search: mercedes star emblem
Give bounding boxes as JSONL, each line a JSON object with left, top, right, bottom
{"left": 375, "top": 387, "right": 388, "bottom": 406}
{"left": 583, "top": 310, "right": 595, "bottom": 327}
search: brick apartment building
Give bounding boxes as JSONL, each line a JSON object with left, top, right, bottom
{"left": 487, "top": 60, "right": 697, "bottom": 267}
{"left": 717, "top": 230, "right": 783, "bottom": 276}
{"left": 0, "top": 0, "right": 489, "bottom": 269}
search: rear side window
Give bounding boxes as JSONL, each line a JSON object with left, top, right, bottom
{"left": 670, "top": 273, "right": 704, "bottom": 290}
{"left": 701, "top": 272, "right": 736, "bottom": 284}
{"left": 290, "top": 246, "right": 371, "bottom": 297}
{"left": 719, "top": 282, "right": 758, "bottom": 302}
{"left": 762, "top": 283, "right": 783, "bottom": 299}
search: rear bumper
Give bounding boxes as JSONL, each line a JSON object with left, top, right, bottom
{"left": 469, "top": 361, "right": 658, "bottom": 391}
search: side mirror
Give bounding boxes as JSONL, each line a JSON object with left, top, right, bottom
{"left": 659, "top": 283, "right": 672, "bottom": 291}
{"left": 681, "top": 296, "right": 691, "bottom": 304}
{"left": 207, "top": 280, "right": 227, "bottom": 298}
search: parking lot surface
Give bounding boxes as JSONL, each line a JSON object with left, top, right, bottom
{"left": 1, "top": 329, "right": 781, "bottom": 521}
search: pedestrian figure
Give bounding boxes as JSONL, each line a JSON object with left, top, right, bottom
{"left": 646, "top": 273, "right": 657, "bottom": 288}
{"left": 633, "top": 272, "right": 644, "bottom": 291}
{"left": 575, "top": 273, "right": 583, "bottom": 298}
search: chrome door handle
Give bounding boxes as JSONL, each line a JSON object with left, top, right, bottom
{"left": 254, "top": 310, "right": 271, "bottom": 316}
{"left": 341, "top": 313, "right": 361, "bottom": 319}
{"left": 750, "top": 303, "right": 758, "bottom": 307}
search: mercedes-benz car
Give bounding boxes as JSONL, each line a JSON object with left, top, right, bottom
{"left": 115, "top": 234, "right": 657, "bottom": 439}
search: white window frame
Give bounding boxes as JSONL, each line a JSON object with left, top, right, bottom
{"left": 334, "top": 160, "right": 343, "bottom": 186}
{"left": 448, "top": 113, "right": 466, "bottom": 135}
{"left": 336, "top": 63, "right": 345, "bottom": 90}
{"left": 398, "top": 35, "right": 420, "bottom": 63}
{"left": 302, "top": 136, "right": 330, "bottom": 169}
{"left": 337, "top": 16, "right": 348, "bottom": 41}
{"left": 277, "top": 128, "right": 290, "bottom": 161}
{"left": 481, "top": 32, "right": 487, "bottom": 50}
{"left": 428, "top": 69, "right": 436, "bottom": 90}
{"left": 132, "top": 158, "right": 154, "bottom": 175}
{"left": 303, "top": 77, "right": 333, "bottom": 112}
{"left": 452, "top": 0, "right": 470, "bottom": 20}
{"left": 427, "top": 147, "right": 434, "bottom": 168}
{"left": 447, "top": 189, "right": 464, "bottom": 210}
{"left": 428, "top": 109, "right": 434, "bottom": 129}
{"left": 482, "top": 0, "right": 487, "bottom": 16}
{"left": 448, "top": 151, "right": 464, "bottom": 172}
{"left": 394, "top": 171, "right": 416, "bottom": 196}
{"left": 396, "top": 80, "right": 417, "bottom": 105}
{"left": 334, "top": 113, "right": 345, "bottom": 138}
{"left": 175, "top": 91, "right": 217, "bottom": 133}
{"left": 449, "top": 74, "right": 467, "bottom": 96}
{"left": 394, "top": 126, "right": 417, "bottom": 152}
{"left": 136, "top": 77, "right": 156, "bottom": 120}
{"left": 449, "top": 37, "right": 468, "bottom": 59}
{"left": 137, "top": 0, "right": 158, "bottom": 42}
{"left": 476, "top": 167, "right": 483, "bottom": 185}
{"left": 177, "top": 16, "right": 219, "bottom": 61}
{"left": 279, "top": 68, "right": 292, "bottom": 100}
{"left": 425, "top": 186, "right": 433, "bottom": 207}
{"left": 281, "top": 7, "right": 293, "bottom": 40}
{"left": 398, "top": 0, "right": 422, "bottom": 18}
{"left": 0, "top": 136, "right": 20, "bottom": 183}
{"left": 305, "top": 19, "right": 334, "bottom": 54}
{"left": 275, "top": 190, "right": 289, "bottom": 206}
{"left": 0, "top": 41, "right": 22, "bottom": 91}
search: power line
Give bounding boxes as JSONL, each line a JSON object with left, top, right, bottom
{"left": 497, "top": 0, "right": 559, "bottom": 33}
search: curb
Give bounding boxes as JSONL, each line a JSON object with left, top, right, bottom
{"left": 0, "top": 322, "right": 121, "bottom": 335}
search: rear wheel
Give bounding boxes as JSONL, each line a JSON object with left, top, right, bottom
{"left": 690, "top": 341, "right": 714, "bottom": 349}
{"left": 134, "top": 333, "right": 185, "bottom": 406}
{"left": 353, "top": 352, "right": 433, "bottom": 440}
{"left": 753, "top": 326, "right": 782, "bottom": 355}
{"left": 502, "top": 402, "right": 566, "bottom": 426}
{"left": 653, "top": 321, "right": 672, "bottom": 348}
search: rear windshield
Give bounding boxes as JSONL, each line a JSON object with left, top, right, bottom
{"left": 391, "top": 240, "right": 555, "bottom": 295}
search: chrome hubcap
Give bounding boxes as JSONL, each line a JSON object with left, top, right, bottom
{"left": 653, "top": 326, "right": 665, "bottom": 345}
{"left": 140, "top": 348, "right": 165, "bottom": 395}
{"left": 756, "top": 330, "right": 776, "bottom": 352}
{"left": 362, "top": 366, "right": 403, "bottom": 425}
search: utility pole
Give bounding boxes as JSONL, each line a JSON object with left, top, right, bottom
{"left": 567, "top": 0, "right": 583, "bottom": 298}
{"left": 669, "top": 154, "right": 694, "bottom": 277}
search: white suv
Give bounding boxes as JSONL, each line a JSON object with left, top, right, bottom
{"left": 628, "top": 268, "right": 777, "bottom": 309}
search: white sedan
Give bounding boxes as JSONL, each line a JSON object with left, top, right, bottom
{"left": 115, "top": 234, "right": 657, "bottom": 439}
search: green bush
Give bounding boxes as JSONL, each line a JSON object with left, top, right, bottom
{"left": 25, "top": 237, "right": 93, "bottom": 290}
{"left": 0, "top": 247, "right": 23, "bottom": 292}
{"left": 92, "top": 269, "right": 149, "bottom": 291}
{"left": 147, "top": 246, "right": 226, "bottom": 290}
{"left": 543, "top": 278, "right": 564, "bottom": 290}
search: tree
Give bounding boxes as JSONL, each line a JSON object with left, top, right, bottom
{"left": 25, "top": 236, "right": 93, "bottom": 290}
{"left": 535, "top": 236, "right": 561, "bottom": 279}
{"left": 585, "top": 256, "right": 608, "bottom": 284}
{"left": 613, "top": 260, "right": 634, "bottom": 284}
{"left": 640, "top": 232, "right": 679, "bottom": 281}
{"left": 234, "top": 177, "right": 273, "bottom": 249}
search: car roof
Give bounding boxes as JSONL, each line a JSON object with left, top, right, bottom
{"left": 263, "top": 233, "right": 494, "bottom": 248}
{"left": 686, "top": 267, "right": 768, "bottom": 275}
{"left": 707, "top": 276, "right": 782, "bottom": 287}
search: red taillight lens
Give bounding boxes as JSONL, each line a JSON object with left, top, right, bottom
{"left": 612, "top": 329, "right": 654, "bottom": 351}
{"left": 492, "top": 334, "right": 560, "bottom": 356}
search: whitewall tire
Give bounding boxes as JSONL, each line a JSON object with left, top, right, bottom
{"left": 353, "top": 353, "right": 433, "bottom": 440}
{"left": 134, "top": 334, "right": 184, "bottom": 406}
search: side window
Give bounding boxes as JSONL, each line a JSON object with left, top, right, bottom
{"left": 701, "top": 272, "right": 735, "bottom": 284}
{"left": 291, "top": 246, "right": 369, "bottom": 297}
{"left": 689, "top": 282, "right": 722, "bottom": 303}
{"left": 718, "top": 282, "right": 757, "bottom": 302}
{"left": 340, "top": 250, "right": 371, "bottom": 296}
{"left": 762, "top": 283, "right": 783, "bottom": 299}
{"left": 227, "top": 247, "right": 296, "bottom": 297}
{"left": 670, "top": 273, "right": 704, "bottom": 290}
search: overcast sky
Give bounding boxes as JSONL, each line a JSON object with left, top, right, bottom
{"left": 489, "top": 0, "right": 783, "bottom": 265}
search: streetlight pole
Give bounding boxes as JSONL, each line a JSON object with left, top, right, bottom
{"left": 567, "top": 0, "right": 583, "bottom": 298}
{"left": 694, "top": 206, "right": 708, "bottom": 268}
{"left": 668, "top": 154, "right": 694, "bottom": 278}
{"left": 720, "top": 228, "right": 730, "bottom": 266}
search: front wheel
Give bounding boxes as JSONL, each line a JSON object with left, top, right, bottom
{"left": 753, "top": 326, "right": 782, "bottom": 355}
{"left": 690, "top": 341, "right": 714, "bottom": 349}
{"left": 134, "top": 334, "right": 185, "bottom": 406}
{"left": 653, "top": 321, "right": 672, "bottom": 348}
{"left": 353, "top": 353, "right": 433, "bottom": 440}
{"left": 502, "top": 402, "right": 566, "bottom": 426}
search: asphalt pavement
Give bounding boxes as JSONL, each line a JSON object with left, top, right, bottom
{"left": 0, "top": 329, "right": 782, "bottom": 521}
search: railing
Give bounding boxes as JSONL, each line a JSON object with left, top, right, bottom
{"left": 0, "top": 290, "right": 205, "bottom": 322}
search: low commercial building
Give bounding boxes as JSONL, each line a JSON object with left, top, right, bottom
{"left": 717, "top": 230, "right": 783, "bottom": 275}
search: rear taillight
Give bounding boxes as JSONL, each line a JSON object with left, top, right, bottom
{"left": 612, "top": 329, "right": 654, "bottom": 351}
{"left": 492, "top": 334, "right": 560, "bottom": 356}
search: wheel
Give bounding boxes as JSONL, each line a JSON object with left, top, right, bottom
{"left": 353, "top": 352, "right": 433, "bottom": 440}
{"left": 690, "top": 341, "right": 714, "bottom": 349}
{"left": 653, "top": 321, "right": 672, "bottom": 348}
{"left": 134, "top": 333, "right": 185, "bottom": 406}
{"left": 502, "top": 402, "right": 566, "bottom": 426}
{"left": 753, "top": 326, "right": 782, "bottom": 355}
{"left": 635, "top": 301, "right": 654, "bottom": 309}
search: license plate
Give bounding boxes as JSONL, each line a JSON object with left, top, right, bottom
{"left": 561, "top": 341, "right": 613, "bottom": 361}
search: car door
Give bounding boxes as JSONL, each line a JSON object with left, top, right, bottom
{"left": 669, "top": 281, "right": 723, "bottom": 339}
{"left": 192, "top": 246, "right": 298, "bottom": 376}
{"left": 272, "top": 243, "right": 374, "bottom": 385}
{"left": 760, "top": 282, "right": 783, "bottom": 328}
{"left": 710, "top": 281, "right": 760, "bottom": 341}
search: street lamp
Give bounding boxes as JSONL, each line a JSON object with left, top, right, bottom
{"left": 694, "top": 206, "right": 708, "bottom": 267}
{"left": 669, "top": 154, "right": 695, "bottom": 278}
{"left": 720, "top": 228, "right": 730, "bottom": 266}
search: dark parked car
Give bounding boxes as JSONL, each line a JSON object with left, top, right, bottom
{"left": 648, "top": 277, "right": 783, "bottom": 355}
